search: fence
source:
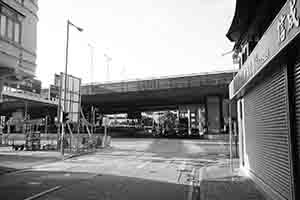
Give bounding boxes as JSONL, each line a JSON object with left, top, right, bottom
{"left": 0, "top": 133, "right": 106, "bottom": 154}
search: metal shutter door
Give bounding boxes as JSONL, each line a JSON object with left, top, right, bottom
{"left": 244, "top": 66, "right": 292, "bottom": 200}
{"left": 294, "top": 60, "right": 300, "bottom": 184}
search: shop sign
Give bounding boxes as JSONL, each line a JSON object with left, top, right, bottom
{"left": 230, "top": 0, "right": 300, "bottom": 99}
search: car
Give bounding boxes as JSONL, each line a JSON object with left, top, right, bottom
{"left": 161, "top": 128, "right": 176, "bottom": 138}
{"left": 42, "top": 144, "right": 57, "bottom": 150}
{"left": 175, "top": 125, "right": 188, "bottom": 138}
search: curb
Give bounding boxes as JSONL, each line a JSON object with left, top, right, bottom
{"left": 63, "top": 149, "right": 98, "bottom": 160}
{"left": 193, "top": 141, "right": 230, "bottom": 145}
{"left": 0, "top": 150, "right": 97, "bottom": 176}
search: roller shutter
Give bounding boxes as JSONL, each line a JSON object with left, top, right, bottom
{"left": 244, "top": 65, "right": 293, "bottom": 200}
{"left": 294, "top": 57, "right": 300, "bottom": 188}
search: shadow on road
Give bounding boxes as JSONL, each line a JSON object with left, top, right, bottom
{"left": 0, "top": 166, "right": 18, "bottom": 175}
{"left": 0, "top": 153, "right": 61, "bottom": 176}
{"left": 144, "top": 139, "right": 229, "bottom": 160}
{"left": 145, "top": 139, "right": 188, "bottom": 158}
{"left": 200, "top": 178, "right": 266, "bottom": 200}
{"left": 0, "top": 170, "right": 191, "bottom": 200}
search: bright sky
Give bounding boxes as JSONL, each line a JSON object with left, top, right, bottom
{"left": 36, "top": 0, "right": 236, "bottom": 87}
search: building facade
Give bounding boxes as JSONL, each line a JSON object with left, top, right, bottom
{"left": 227, "top": 0, "right": 300, "bottom": 200}
{"left": 0, "top": 0, "right": 38, "bottom": 98}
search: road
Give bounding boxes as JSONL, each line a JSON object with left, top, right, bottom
{"left": 0, "top": 138, "right": 233, "bottom": 200}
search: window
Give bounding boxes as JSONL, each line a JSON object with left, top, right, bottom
{"left": 14, "top": 22, "right": 20, "bottom": 43}
{"left": 16, "top": 0, "right": 25, "bottom": 6}
{"left": 7, "top": 18, "right": 13, "bottom": 39}
{"left": 0, "top": 15, "right": 6, "bottom": 36}
{"left": 0, "top": 4, "right": 22, "bottom": 44}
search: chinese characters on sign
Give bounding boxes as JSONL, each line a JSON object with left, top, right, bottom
{"left": 278, "top": 0, "right": 299, "bottom": 43}
{"left": 278, "top": 15, "right": 286, "bottom": 42}
{"left": 230, "top": 0, "right": 300, "bottom": 99}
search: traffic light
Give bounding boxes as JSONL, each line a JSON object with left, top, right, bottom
{"left": 62, "top": 112, "right": 69, "bottom": 123}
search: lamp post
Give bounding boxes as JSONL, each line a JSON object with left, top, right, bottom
{"left": 221, "top": 49, "right": 238, "bottom": 175}
{"left": 104, "top": 53, "right": 112, "bottom": 82}
{"left": 88, "top": 43, "right": 94, "bottom": 84}
{"left": 61, "top": 20, "right": 83, "bottom": 156}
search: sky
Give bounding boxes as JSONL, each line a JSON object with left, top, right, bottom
{"left": 36, "top": 0, "right": 236, "bottom": 87}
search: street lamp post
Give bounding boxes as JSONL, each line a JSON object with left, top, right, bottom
{"left": 104, "top": 53, "right": 112, "bottom": 82}
{"left": 88, "top": 44, "right": 94, "bottom": 84}
{"left": 61, "top": 20, "right": 83, "bottom": 156}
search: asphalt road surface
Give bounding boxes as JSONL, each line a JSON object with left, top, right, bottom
{"left": 0, "top": 138, "right": 232, "bottom": 200}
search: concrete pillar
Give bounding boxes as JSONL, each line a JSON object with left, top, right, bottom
{"left": 0, "top": 79, "right": 3, "bottom": 102}
{"left": 24, "top": 101, "right": 28, "bottom": 120}
{"left": 204, "top": 97, "right": 208, "bottom": 133}
{"left": 187, "top": 108, "right": 191, "bottom": 135}
{"left": 207, "top": 96, "right": 221, "bottom": 134}
{"left": 198, "top": 106, "right": 206, "bottom": 134}
{"left": 219, "top": 96, "right": 224, "bottom": 132}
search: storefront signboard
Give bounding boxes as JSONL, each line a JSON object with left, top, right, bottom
{"left": 230, "top": 0, "right": 300, "bottom": 99}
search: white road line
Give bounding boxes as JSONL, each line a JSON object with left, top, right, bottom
{"left": 178, "top": 160, "right": 187, "bottom": 171}
{"left": 136, "top": 161, "right": 150, "bottom": 169}
{"left": 187, "top": 168, "right": 195, "bottom": 200}
{"left": 23, "top": 186, "right": 61, "bottom": 200}
{"left": 198, "top": 166, "right": 206, "bottom": 186}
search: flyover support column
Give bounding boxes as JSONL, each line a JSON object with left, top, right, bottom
{"left": 188, "top": 108, "right": 191, "bottom": 135}
{"left": 0, "top": 79, "right": 3, "bottom": 102}
{"left": 219, "top": 96, "right": 224, "bottom": 133}
{"left": 206, "top": 96, "right": 221, "bottom": 134}
{"left": 198, "top": 106, "right": 205, "bottom": 135}
{"left": 204, "top": 97, "right": 208, "bottom": 134}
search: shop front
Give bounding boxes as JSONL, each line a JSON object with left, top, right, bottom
{"left": 227, "top": 0, "right": 300, "bottom": 200}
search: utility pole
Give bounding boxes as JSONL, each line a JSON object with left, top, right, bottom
{"left": 88, "top": 44, "right": 94, "bottom": 83}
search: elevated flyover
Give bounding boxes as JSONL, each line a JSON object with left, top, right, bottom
{"left": 81, "top": 70, "right": 236, "bottom": 114}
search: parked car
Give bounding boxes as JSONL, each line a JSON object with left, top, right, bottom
{"left": 175, "top": 118, "right": 188, "bottom": 138}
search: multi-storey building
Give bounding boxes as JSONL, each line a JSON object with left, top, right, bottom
{"left": 227, "top": 0, "right": 300, "bottom": 200}
{"left": 0, "top": 0, "right": 38, "bottom": 98}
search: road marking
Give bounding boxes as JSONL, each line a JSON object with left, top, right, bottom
{"left": 187, "top": 168, "right": 195, "bottom": 200}
{"left": 27, "top": 181, "right": 41, "bottom": 185}
{"left": 177, "top": 160, "right": 186, "bottom": 183}
{"left": 23, "top": 186, "right": 61, "bottom": 200}
{"left": 178, "top": 160, "right": 187, "bottom": 171}
{"left": 136, "top": 161, "right": 150, "bottom": 169}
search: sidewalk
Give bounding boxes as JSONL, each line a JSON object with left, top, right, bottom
{"left": 198, "top": 159, "right": 267, "bottom": 200}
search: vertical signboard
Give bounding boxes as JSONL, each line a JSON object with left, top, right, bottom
{"left": 59, "top": 73, "right": 81, "bottom": 123}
